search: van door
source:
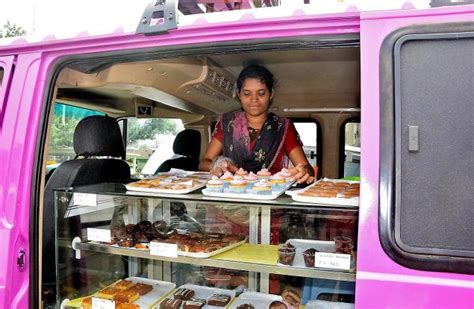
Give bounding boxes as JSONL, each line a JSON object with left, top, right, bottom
{"left": 358, "top": 5, "right": 473, "bottom": 308}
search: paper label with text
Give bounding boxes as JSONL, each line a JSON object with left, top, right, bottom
{"left": 315, "top": 252, "right": 351, "bottom": 270}
{"left": 92, "top": 297, "right": 115, "bottom": 309}
{"left": 73, "top": 193, "right": 97, "bottom": 206}
{"left": 150, "top": 242, "right": 178, "bottom": 258}
{"left": 87, "top": 228, "right": 111, "bottom": 243}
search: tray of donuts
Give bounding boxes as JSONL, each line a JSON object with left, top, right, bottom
{"left": 125, "top": 171, "right": 210, "bottom": 194}
{"left": 152, "top": 284, "right": 235, "bottom": 309}
{"left": 69, "top": 277, "right": 175, "bottom": 309}
{"left": 228, "top": 291, "right": 298, "bottom": 309}
{"left": 287, "top": 178, "right": 360, "bottom": 206}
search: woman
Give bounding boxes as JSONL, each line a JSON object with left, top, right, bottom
{"left": 199, "top": 64, "right": 314, "bottom": 183}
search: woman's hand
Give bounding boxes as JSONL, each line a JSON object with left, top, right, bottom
{"left": 289, "top": 163, "right": 315, "bottom": 184}
{"left": 209, "top": 156, "right": 238, "bottom": 177}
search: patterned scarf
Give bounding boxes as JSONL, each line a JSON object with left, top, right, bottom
{"left": 220, "top": 110, "right": 289, "bottom": 173}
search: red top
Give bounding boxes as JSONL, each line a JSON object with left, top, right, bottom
{"left": 213, "top": 120, "right": 302, "bottom": 174}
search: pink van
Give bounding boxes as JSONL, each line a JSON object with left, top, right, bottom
{"left": 0, "top": 1, "right": 472, "bottom": 308}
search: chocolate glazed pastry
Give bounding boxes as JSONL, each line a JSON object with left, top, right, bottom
{"left": 173, "top": 288, "right": 195, "bottom": 300}
{"left": 183, "top": 298, "right": 206, "bottom": 309}
{"left": 160, "top": 297, "right": 182, "bottom": 309}
{"left": 207, "top": 294, "right": 230, "bottom": 306}
{"left": 237, "top": 304, "right": 255, "bottom": 309}
{"left": 136, "top": 220, "right": 152, "bottom": 231}
{"left": 281, "top": 288, "right": 301, "bottom": 307}
{"left": 268, "top": 300, "right": 287, "bottom": 309}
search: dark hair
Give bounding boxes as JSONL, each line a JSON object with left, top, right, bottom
{"left": 236, "top": 64, "right": 274, "bottom": 93}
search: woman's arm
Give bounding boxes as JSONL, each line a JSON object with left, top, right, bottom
{"left": 199, "top": 138, "right": 238, "bottom": 175}
{"left": 288, "top": 146, "right": 315, "bottom": 184}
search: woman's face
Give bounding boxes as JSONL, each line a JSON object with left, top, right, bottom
{"left": 238, "top": 78, "right": 273, "bottom": 118}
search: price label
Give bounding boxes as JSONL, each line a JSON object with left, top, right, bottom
{"left": 315, "top": 252, "right": 351, "bottom": 270}
{"left": 150, "top": 242, "right": 178, "bottom": 258}
{"left": 73, "top": 193, "right": 97, "bottom": 206}
{"left": 92, "top": 297, "right": 115, "bottom": 309}
{"left": 87, "top": 228, "right": 111, "bottom": 243}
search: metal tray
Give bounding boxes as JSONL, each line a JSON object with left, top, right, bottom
{"left": 202, "top": 181, "right": 294, "bottom": 200}
{"left": 287, "top": 178, "right": 359, "bottom": 206}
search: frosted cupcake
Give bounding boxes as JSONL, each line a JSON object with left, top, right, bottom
{"left": 257, "top": 168, "right": 272, "bottom": 180}
{"left": 252, "top": 179, "right": 272, "bottom": 195}
{"left": 279, "top": 168, "right": 293, "bottom": 181}
{"left": 244, "top": 172, "right": 258, "bottom": 190}
{"left": 220, "top": 171, "right": 234, "bottom": 189}
{"left": 229, "top": 179, "right": 247, "bottom": 194}
{"left": 206, "top": 176, "right": 224, "bottom": 193}
{"left": 235, "top": 168, "right": 249, "bottom": 177}
{"left": 270, "top": 173, "right": 286, "bottom": 191}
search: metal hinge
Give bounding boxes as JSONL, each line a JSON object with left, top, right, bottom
{"left": 137, "top": 0, "right": 178, "bottom": 35}
{"left": 17, "top": 247, "right": 26, "bottom": 271}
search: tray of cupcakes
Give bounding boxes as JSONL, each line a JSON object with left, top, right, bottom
{"left": 68, "top": 277, "right": 175, "bottom": 309}
{"left": 286, "top": 178, "right": 360, "bottom": 206}
{"left": 153, "top": 284, "right": 235, "bottom": 308}
{"left": 202, "top": 168, "right": 294, "bottom": 200}
{"left": 126, "top": 171, "right": 211, "bottom": 194}
{"left": 94, "top": 220, "right": 246, "bottom": 259}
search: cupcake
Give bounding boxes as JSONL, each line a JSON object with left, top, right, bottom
{"left": 303, "top": 248, "right": 318, "bottom": 267}
{"left": 244, "top": 172, "right": 258, "bottom": 190}
{"left": 229, "top": 179, "right": 247, "bottom": 194}
{"left": 279, "top": 168, "right": 293, "bottom": 181}
{"left": 256, "top": 168, "right": 272, "bottom": 180}
{"left": 220, "top": 171, "right": 234, "bottom": 189}
{"left": 206, "top": 176, "right": 224, "bottom": 193}
{"left": 270, "top": 173, "right": 286, "bottom": 191}
{"left": 251, "top": 179, "right": 272, "bottom": 195}
{"left": 235, "top": 167, "right": 249, "bottom": 177}
{"left": 278, "top": 243, "right": 296, "bottom": 265}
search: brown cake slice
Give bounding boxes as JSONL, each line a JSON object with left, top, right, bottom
{"left": 96, "top": 287, "right": 121, "bottom": 300}
{"left": 207, "top": 294, "right": 231, "bottom": 306}
{"left": 183, "top": 298, "right": 206, "bottom": 309}
{"left": 160, "top": 297, "right": 182, "bottom": 309}
{"left": 173, "top": 287, "right": 195, "bottom": 300}
{"left": 114, "top": 279, "right": 134, "bottom": 290}
{"left": 128, "top": 283, "right": 153, "bottom": 295}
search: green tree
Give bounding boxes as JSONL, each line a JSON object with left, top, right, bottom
{"left": 128, "top": 119, "right": 180, "bottom": 142}
{"left": 50, "top": 116, "right": 81, "bottom": 148}
{"left": 0, "top": 20, "right": 27, "bottom": 38}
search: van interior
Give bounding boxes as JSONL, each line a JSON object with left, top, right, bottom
{"left": 41, "top": 39, "right": 361, "bottom": 306}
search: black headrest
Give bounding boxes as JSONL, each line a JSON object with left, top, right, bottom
{"left": 73, "top": 115, "right": 125, "bottom": 157}
{"left": 173, "top": 129, "right": 201, "bottom": 158}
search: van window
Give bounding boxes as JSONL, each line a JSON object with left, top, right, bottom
{"left": 343, "top": 121, "right": 360, "bottom": 178}
{"left": 293, "top": 121, "right": 318, "bottom": 170}
{"left": 47, "top": 103, "right": 104, "bottom": 168}
{"left": 124, "top": 118, "right": 184, "bottom": 176}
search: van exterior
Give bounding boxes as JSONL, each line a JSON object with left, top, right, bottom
{"left": 0, "top": 3, "right": 472, "bottom": 308}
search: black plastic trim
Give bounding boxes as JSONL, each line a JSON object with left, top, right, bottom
{"left": 379, "top": 22, "right": 474, "bottom": 274}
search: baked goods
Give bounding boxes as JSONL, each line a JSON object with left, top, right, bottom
{"left": 237, "top": 304, "right": 255, "bottom": 309}
{"left": 80, "top": 297, "right": 92, "bottom": 309}
{"left": 96, "top": 287, "right": 121, "bottom": 299}
{"left": 207, "top": 294, "right": 231, "bottom": 306}
{"left": 160, "top": 297, "right": 182, "bottom": 309}
{"left": 268, "top": 300, "right": 287, "bottom": 309}
{"left": 278, "top": 244, "right": 296, "bottom": 265}
{"left": 206, "top": 176, "right": 225, "bottom": 192}
{"left": 116, "top": 303, "right": 139, "bottom": 309}
{"left": 128, "top": 283, "right": 153, "bottom": 295}
{"left": 173, "top": 287, "right": 195, "bottom": 300}
{"left": 183, "top": 298, "right": 206, "bottom": 309}
{"left": 282, "top": 288, "right": 301, "bottom": 307}
{"left": 113, "top": 290, "right": 140, "bottom": 303}
{"left": 303, "top": 248, "right": 318, "bottom": 267}
{"left": 114, "top": 279, "right": 134, "bottom": 290}
{"left": 297, "top": 179, "right": 360, "bottom": 199}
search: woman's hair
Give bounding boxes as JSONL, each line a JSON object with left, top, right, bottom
{"left": 236, "top": 64, "right": 274, "bottom": 93}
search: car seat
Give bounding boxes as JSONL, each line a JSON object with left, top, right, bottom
{"left": 156, "top": 129, "right": 201, "bottom": 173}
{"left": 42, "top": 115, "right": 131, "bottom": 303}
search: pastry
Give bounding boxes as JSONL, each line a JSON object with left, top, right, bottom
{"left": 282, "top": 288, "right": 301, "bottom": 307}
{"left": 128, "top": 283, "right": 153, "bottom": 295}
{"left": 80, "top": 297, "right": 92, "bottom": 309}
{"left": 173, "top": 287, "right": 195, "bottom": 300}
{"left": 303, "top": 248, "right": 318, "bottom": 267}
{"left": 268, "top": 300, "right": 287, "bottom": 309}
{"left": 114, "top": 279, "right": 134, "bottom": 290}
{"left": 116, "top": 303, "right": 139, "bottom": 309}
{"left": 136, "top": 220, "right": 152, "bottom": 231}
{"left": 96, "top": 287, "right": 121, "bottom": 299}
{"left": 207, "top": 294, "right": 231, "bottom": 306}
{"left": 117, "top": 238, "right": 135, "bottom": 247}
{"left": 237, "top": 304, "right": 255, "bottom": 309}
{"left": 113, "top": 290, "right": 140, "bottom": 303}
{"left": 235, "top": 167, "right": 249, "bottom": 176}
{"left": 183, "top": 298, "right": 206, "bottom": 309}
{"left": 160, "top": 297, "right": 182, "bottom": 309}
{"left": 278, "top": 244, "right": 296, "bottom": 265}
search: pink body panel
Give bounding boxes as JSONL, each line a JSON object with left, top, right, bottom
{"left": 357, "top": 5, "right": 474, "bottom": 308}
{"left": 0, "top": 4, "right": 472, "bottom": 308}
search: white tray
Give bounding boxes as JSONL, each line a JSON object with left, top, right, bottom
{"left": 153, "top": 284, "right": 235, "bottom": 309}
{"left": 202, "top": 181, "right": 293, "bottom": 200}
{"left": 178, "top": 239, "right": 246, "bottom": 258}
{"left": 125, "top": 182, "right": 205, "bottom": 194}
{"left": 127, "top": 277, "right": 176, "bottom": 308}
{"left": 229, "top": 291, "right": 283, "bottom": 309}
{"left": 278, "top": 239, "right": 335, "bottom": 268}
{"left": 286, "top": 179, "right": 359, "bottom": 206}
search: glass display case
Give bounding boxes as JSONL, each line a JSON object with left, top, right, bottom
{"left": 54, "top": 183, "right": 358, "bottom": 308}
